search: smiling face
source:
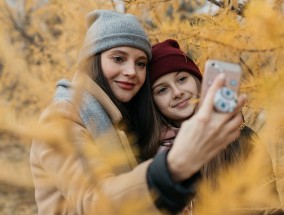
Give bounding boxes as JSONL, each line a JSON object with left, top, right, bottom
{"left": 152, "top": 71, "right": 199, "bottom": 125}
{"left": 101, "top": 47, "right": 148, "bottom": 103}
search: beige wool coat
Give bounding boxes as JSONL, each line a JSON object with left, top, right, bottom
{"left": 30, "top": 71, "right": 162, "bottom": 215}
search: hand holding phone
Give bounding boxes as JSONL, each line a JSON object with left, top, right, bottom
{"left": 200, "top": 59, "right": 242, "bottom": 112}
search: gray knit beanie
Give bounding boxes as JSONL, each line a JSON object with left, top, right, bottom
{"left": 78, "top": 10, "right": 152, "bottom": 63}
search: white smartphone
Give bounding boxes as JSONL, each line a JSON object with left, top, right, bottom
{"left": 200, "top": 59, "right": 242, "bottom": 102}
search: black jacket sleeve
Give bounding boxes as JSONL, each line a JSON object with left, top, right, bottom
{"left": 147, "top": 151, "right": 201, "bottom": 214}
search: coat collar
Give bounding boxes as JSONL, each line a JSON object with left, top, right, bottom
{"left": 72, "top": 71, "right": 122, "bottom": 124}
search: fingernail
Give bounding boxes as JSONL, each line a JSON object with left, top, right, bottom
{"left": 219, "top": 73, "right": 225, "bottom": 80}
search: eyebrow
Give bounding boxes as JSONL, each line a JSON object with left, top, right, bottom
{"left": 109, "top": 49, "right": 147, "bottom": 60}
{"left": 109, "top": 49, "right": 128, "bottom": 55}
{"left": 152, "top": 82, "right": 166, "bottom": 90}
{"left": 152, "top": 72, "right": 182, "bottom": 89}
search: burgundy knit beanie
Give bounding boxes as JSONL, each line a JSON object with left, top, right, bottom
{"left": 149, "top": 39, "right": 202, "bottom": 85}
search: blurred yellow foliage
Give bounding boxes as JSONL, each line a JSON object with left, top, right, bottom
{"left": 0, "top": 0, "right": 283, "bottom": 214}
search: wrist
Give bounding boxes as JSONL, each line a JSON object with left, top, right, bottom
{"left": 167, "top": 150, "right": 199, "bottom": 182}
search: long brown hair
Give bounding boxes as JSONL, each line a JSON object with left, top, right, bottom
{"left": 90, "top": 54, "right": 160, "bottom": 161}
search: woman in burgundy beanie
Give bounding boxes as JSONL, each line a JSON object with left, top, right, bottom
{"left": 147, "top": 39, "right": 256, "bottom": 215}
{"left": 147, "top": 39, "right": 203, "bottom": 154}
{"left": 148, "top": 39, "right": 204, "bottom": 213}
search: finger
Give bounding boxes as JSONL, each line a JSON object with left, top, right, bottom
{"left": 224, "top": 112, "right": 243, "bottom": 133}
{"left": 217, "top": 129, "right": 241, "bottom": 151}
{"left": 233, "top": 94, "right": 247, "bottom": 113}
{"left": 222, "top": 94, "right": 247, "bottom": 123}
{"left": 199, "top": 73, "right": 225, "bottom": 114}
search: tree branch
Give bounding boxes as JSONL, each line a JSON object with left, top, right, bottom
{"left": 3, "top": 0, "right": 44, "bottom": 47}
{"left": 186, "top": 36, "right": 283, "bottom": 53}
{"left": 207, "top": 0, "right": 246, "bottom": 16}
{"left": 207, "top": 0, "right": 224, "bottom": 8}
{"left": 240, "top": 56, "right": 254, "bottom": 76}
{"left": 110, "top": 0, "right": 117, "bottom": 11}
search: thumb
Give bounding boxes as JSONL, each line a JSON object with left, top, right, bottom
{"left": 199, "top": 73, "right": 225, "bottom": 114}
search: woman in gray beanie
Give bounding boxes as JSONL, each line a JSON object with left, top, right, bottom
{"left": 30, "top": 10, "right": 247, "bottom": 215}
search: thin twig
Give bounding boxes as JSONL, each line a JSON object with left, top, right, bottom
{"left": 207, "top": 0, "right": 245, "bottom": 16}
{"left": 110, "top": 0, "right": 117, "bottom": 12}
{"left": 4, "top": 2, "right": 33, "bottom": 44}
{"left": 240, "top": 56, "right": 254, "bottom": 76}
{"left": 3, "top": 0, "right": 42, "bottom": 46}
{"left": 207, "top": 0, "right": 224, "bottom": 8}
{"left": 183, "top": 36, "right": 283, "bottom": 53}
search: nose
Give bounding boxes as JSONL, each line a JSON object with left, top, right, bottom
{"left": 172, "top": 85, "right": 183, "bottom": 99}
{"left": 123, "top": 62, "right": 136, "bottom": 78}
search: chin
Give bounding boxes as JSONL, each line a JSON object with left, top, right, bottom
{"left": 116, "top": 96, "right": 132, "bottom": 103}
{"left": 177, "top": 112, "right": 195, "bottom": 121}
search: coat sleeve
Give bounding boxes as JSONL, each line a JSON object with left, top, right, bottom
{"left": 147, "top": 151, "right": 201, "bottom": 214}
{"left": 30, "top": 101, "right": 162, "bottom": 215}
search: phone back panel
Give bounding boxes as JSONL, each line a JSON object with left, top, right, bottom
{"left": 200, "top": 59, "right": 242, "bottom": 101}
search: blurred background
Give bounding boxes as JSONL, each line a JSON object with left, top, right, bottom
{"left": 0, "top": 0, "right": 283, "bottom": 214}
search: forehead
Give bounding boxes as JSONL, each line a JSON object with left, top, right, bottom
{"left": 153, "top": 71, "right": 193, "bottom": 85}
{"left": 103, "top": 46, "right": 147, "bottom": 58}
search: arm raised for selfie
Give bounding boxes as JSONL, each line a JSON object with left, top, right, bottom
{"left": 167, "top": 74, "right": 247, "bottom": 182}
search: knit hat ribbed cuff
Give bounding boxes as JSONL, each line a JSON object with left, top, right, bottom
{"left": 79, "top": 34, "right": 152, "bottom": 62}
{"left": 78, "top": 10, "right": 152, "bottom": 64}
{"left": 149, "top": 39, "right": 202, "bottom": 85}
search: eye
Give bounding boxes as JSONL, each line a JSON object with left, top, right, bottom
{"left": 157, "top": 87, "right": 168, "bottom": 95}
{"left": 177, "top": 76, "right": 188, "bottom": 83}
{"left": 136, "top": 61, "right": 146, "bottom": 68}
{"left": 112, "top": 56, "right": 124, "bottom": 63}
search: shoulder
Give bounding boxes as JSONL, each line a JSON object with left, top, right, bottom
{"left": 38, "top": 100, "right": 84, "bottom": 127}
{"left": 31, "top": 100, "right": 93, "bottom": 164}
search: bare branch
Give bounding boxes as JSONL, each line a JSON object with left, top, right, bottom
{"left": 4, "top": 2, "right": 32, "bottom": 44}
{"left": 110, "top": 0, "right": 117, "bottom": 11}
{"left": 232, "top": 3, "right": 245, "bottom": 16}
{"left": 240, "top": 56, "right": 254, "bottom": 76}
{"left": 207, "top": 0, "right": 245, "bottom": 16}
{"left": 207, "top": 0, "right": 224, "bottom": 8}
{"left": 3, "top": 1, "right": 43, "bottom": 46}
{"left": 180, "top": 36, "right": 283, "bottom": 52}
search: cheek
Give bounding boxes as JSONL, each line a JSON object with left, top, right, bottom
{"left": 101, "top": 64, "right": 114, "bottom": 80}
{"left": 101, "top": 58, "right": 117, "bottom": 80}
{"left": 190, "top": 86, "right": 198, "bottom": 96}
{"left": 137, "top": 71, "right": 146, "bottom": 83}
{"left": 154, "top": 96, "right": 170, "bottom": 112}
{"left": 186, "top": 80, "right": 198, "bottom": 95}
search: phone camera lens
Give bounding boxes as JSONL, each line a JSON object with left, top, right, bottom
{"left": 230, "top": 79, "right": 237, "bottom": 86}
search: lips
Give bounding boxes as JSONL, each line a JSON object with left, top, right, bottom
{"left": 115, "top": 81, "right": 135, "bottom": 90}
{"left": 172, "top": 98, "right": 190, "bottom": 108}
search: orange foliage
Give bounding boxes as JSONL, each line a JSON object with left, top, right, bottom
{"left": 0, "top": 0, "right": 283, "bottom": 214}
